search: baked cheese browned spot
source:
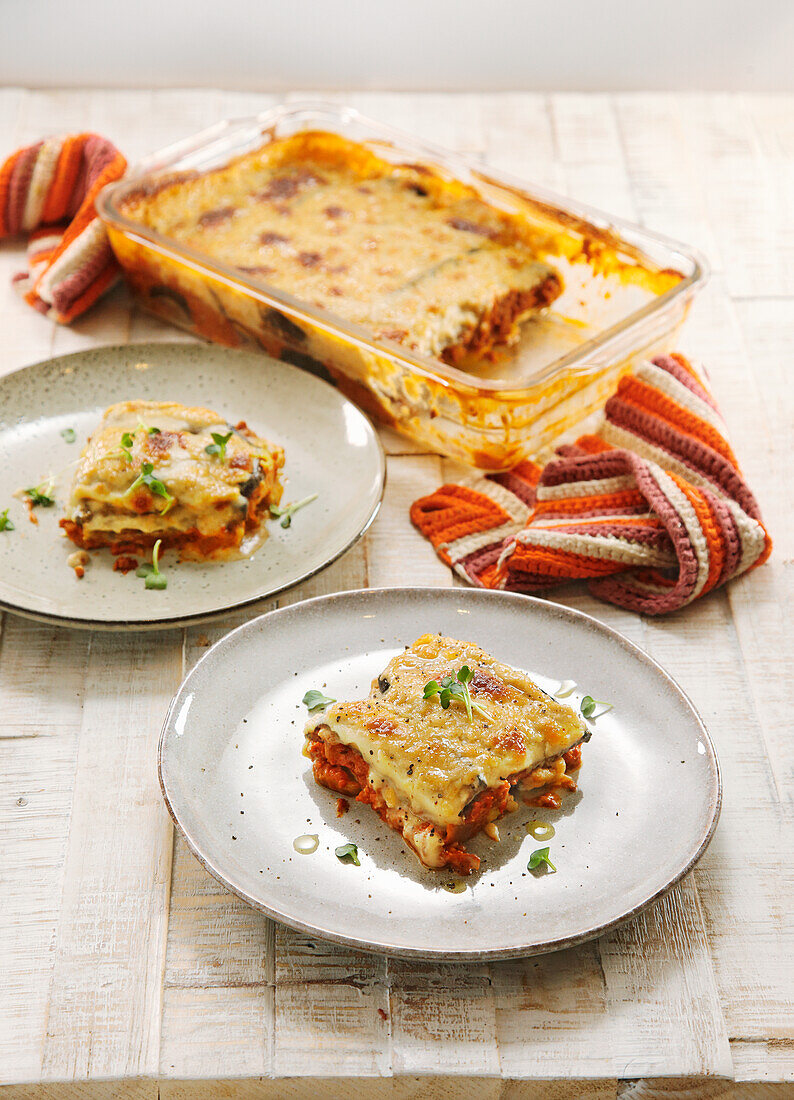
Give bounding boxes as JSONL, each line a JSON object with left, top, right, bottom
{"left": 303, "top": 633, "right": 589, "bottom": 874}
{"left": 60, "top": 399, "right": 284, "bottom": 562}
{"left": 118, "top": 131, "right": 563, "bottom": 364}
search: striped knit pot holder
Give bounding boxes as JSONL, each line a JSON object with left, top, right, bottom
{"left": 0, "top": 134, "right": 126, "bottom": 323}
{"left": 411, "top": 354, "right": 772, "bottom": 614}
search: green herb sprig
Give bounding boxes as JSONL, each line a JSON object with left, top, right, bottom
{"left": 24, "top": 478, "right": 55, "bottom": 507}
{"left": 270, "top": 493, "right": 318, "bottom": 529}
{"left": 119, "top": 425, "right": 162, "bottom": 464}
{"left": 0, "top": 508, "right": 14, "bottom": 531}
{"left": 335, "top": 842, "right": 360, "bottom": 866}
{"left": 61, "top": 427, "right": 76, "bottom": 444}
{"left": 205, "top": 430, "right": 233, "bottom": 463}
{"left": 136, "top": 538, "right": 167, "bottom": 590}
{"left": 527, "top": 847, "right": 556, "bottom": 873}
{"left": 580, "top": 695, "right": 613, "bottom": 720}
{"left": 124, "top": 462, "right": 175, "bottom": 514}
{"left": 134, "top": 419, "right": 157, "bottom": 436}
{"left": 423, "top": 666, "right": 489, "bottom": 723}
{"left": 302, "top": 689, "right": 336, "bottom": 712}
{"left": 119, "top": 430, "right": 136, "bottom": 464}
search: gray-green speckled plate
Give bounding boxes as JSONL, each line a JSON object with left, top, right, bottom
{"left": 0, "top": 343, "right": 384, "bottom": 630}
{"left": 159, "top": 587, "right": 721, "bottom": 960}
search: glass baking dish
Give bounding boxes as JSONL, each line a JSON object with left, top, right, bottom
{"left": 97, "top": 102, "right": 707, "bottom": 470}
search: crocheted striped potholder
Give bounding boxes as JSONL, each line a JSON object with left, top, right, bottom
{"left": 0, "top": 134, "right": 126, "bottom": 323}
{"left": 411, "top": 354, "right": 771, "bottom": 615}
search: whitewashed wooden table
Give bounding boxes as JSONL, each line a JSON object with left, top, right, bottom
{"left": 0, "top": 89, "right": 792, "bottom": 1099}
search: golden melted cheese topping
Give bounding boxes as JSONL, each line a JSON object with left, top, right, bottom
{"left": 66, "top": 399, "right": 284, "bottom": 538}
{"left": 119, "top": 131, "right": 561, "bottom": 359}
{"left": 306, "top": 633, "right": 586, "bottom": 826}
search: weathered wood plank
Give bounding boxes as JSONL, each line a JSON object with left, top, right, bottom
{"left": 0, "top": 1082, "right": 155, "bottom": 1100}
{"left": 617, "top": 1081, "right": 794, "bottom": 1099}
{"left": 163, "top": 838, "right": 275, "bottom": 991}
{"left": 387, "top": 960, "right": 499, "bottom": 1077}
{"left": 366, "top": 455, "right": 451, "bottom": 588}
{"left": 482, "top": 92, "right": 564, "bottom": 193}
{"left": 725, "top": 296, "right": 794, "bottom": 809}
{"left": 160, "top": 985, "right": 272, "bottom": 1080}
{"left": 598, "top": 877, "right": 731, "bottom": 1077}
{"left": 675, "top": 94, "right": 794, "bottom": 297}
{"left": 0, "top": 734, "right": 81, "bottom": 1086}
{"left": 272, "top": 981, "right": 390, "bottom": 1078}
{"left": 37, "top": 631, "right": 182, "bottom": 1083}
{"left": 0, "top": 619, "right": 89, "bottom": 738}
{"left": 641, "top": 591, "right": 793, "bottom": 1041}
{"left": 613, "top": 93, "right": 720, "bottom": 266}
{"left": 730, "top": 1038, "right": 794, "bottom": 1083}
{"left": 551, "top": 93, "right": 636, "bottom": 219}
{"left": 160, "top": 1080, "right": 615, "bottom": 1100}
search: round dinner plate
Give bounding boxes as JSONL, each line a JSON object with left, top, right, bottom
{"left": 0, "top": 343, "right": 384, "bottom": 629}
{"left": 159, "top": 587, "right": 721, "bottom": 960}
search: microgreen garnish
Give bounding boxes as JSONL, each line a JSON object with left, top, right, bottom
{"left": 302, "top": 689, "right": 336, "bottom": 712}
{"left": 554, "top": 679, "right": 577, "bottom": 698}
{"left": 124, "top": 462, "right": 175, "bottom": 514}
{"left": 269, "top": 493, "right": 318, "bottom": 529}
{"left": 527, "top": 847, "right": 556, "bottom": 873}
{"left": 24, "top": 478, "right": 55, "bottom": 507}
{"left": 0, "top": 508, "right": 14, "bottom": 531}
{"left": 116, "top": 429, "right": 136, "bottom": 464}
{"left": 136, "top": 538, "right": 167, "bottom": 590}
{"left": 422, "top": 666, "right": 489, "bottom": 723}
{"left": 61, "top": 427, "right": 76, "bottom": 444}
{"left": 148, "top": 426, "right": 161, "bottom": 435}
{"left": 580, "top": 695, "right": 613, "bottom": 720}
{"left": 205, "top": 430, "right": 233, "bottom": 463}
{"left": 335, "top": 842, "right": 360, "bottom": 866}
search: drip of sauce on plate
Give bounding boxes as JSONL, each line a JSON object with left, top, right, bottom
{"left": 293, "top": 833, "right": 319, "bottom": 855}
{"left": 527, "top": 821, "right": 555, "bottom": 841}
{"left": 67, "top": 549, "right": 90, "bottom": 579}
{"left": 237, "top": 525, "right": 270, "bottom": 560}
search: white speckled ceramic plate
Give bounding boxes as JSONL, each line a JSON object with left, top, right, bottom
{"left": 159, "top": 587, "right": 721, "bottom": 959}
{"left": 0, "top": 343, "right": 384, "bottom": 629}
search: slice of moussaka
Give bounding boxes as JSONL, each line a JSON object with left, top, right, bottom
{"left": 60, "top": 399, "right": 284, "bottom": 560}
{"left": 304, "top": 633, "right": 589, "bottom": 875}
{"left": 116, "top": 130, "right": 562, "bottom": 364}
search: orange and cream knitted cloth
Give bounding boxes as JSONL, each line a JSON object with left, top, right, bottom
{"left": 0, "top": 134, "right": 126, "bottom": 323}
{"left": 411, "top": 354, "right": 771, "bottom": 614}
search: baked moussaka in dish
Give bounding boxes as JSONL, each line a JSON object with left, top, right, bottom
{"left": 304, "top": 633, "right": 589, "bottom": 875}
{"left": 60, "top": 399, "right": 284, "bottom": 560}
{"left": 117, "top": 131, "right": 562, "bottom": 364}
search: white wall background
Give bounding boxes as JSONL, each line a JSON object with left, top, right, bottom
{"left": 4, "top": 0, "right": 794, "bottom": 91}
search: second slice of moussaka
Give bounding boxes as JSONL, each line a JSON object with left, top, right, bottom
{"left": 60, "top": 399, "right": 284, "bottom": 560}
{"left": 117, "top": 131, "right": 562, "bottom": 365}
{"left": 304, "top": 633, "right": 589, "bottom": 875}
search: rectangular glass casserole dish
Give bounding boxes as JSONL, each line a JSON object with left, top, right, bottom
{"left": 97, "top": 102, "right": 707, "bottom": 470}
